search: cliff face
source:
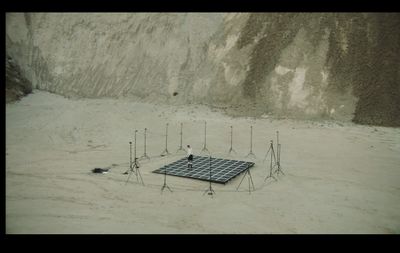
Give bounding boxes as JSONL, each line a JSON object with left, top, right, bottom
{"left": 6, "top": 13, "right": 400, "bottom": 126}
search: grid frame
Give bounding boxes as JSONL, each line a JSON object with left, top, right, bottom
{"left": 152, "top": 155, "right": 255, "bottom": 184}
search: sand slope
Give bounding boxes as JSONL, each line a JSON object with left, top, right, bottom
{"left": 6, "top": 91, "right": 400, "bottom": 233}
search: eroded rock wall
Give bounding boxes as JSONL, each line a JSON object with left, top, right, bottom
{"left": 6, "top": 54, "right": 32, "bottom": 103}
{"left": 6, "top": 13, "right": 400, "bottom": 126}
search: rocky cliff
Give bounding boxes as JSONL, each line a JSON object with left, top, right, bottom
{"left": 6, "top": 13, "right": 400, "bottom": 126}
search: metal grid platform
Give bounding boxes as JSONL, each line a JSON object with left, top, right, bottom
{"left": 152, "top": 155, "right": 255, "bottom": 184}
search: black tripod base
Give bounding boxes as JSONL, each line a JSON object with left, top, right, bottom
{"left": 245, "top": 152, "right": 256, "bottom": 159}
{"left": 200, "top": 146, "right": 210, "bottom": 155}
{"left": 140, "top": 154, "right": 150, "bottom": 160}
{"left": 123, "top": 167, "right": 137, "bottom": 175}
{"left": 203, "top": 188, "right": 216, "bottom": 196}
{"left": 160, "top": 150, "right": 170, "bottom": 156}
{"left": 176, "top": 145, "right": 185, "bottom": 151}
{"left": 161, "top": 184, "right": 173, "bottom": 193}
{"left": 264, "top": 174, "right": 278, "bottom": 182}
{"left": 228, "top": 148, "right": 237, "bottom": 155}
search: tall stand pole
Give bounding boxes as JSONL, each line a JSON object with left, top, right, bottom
{"left": 203, "top": 156, "right": 215, "bottom": 197}
{"left": 276, "top": 131, "right": 279, "bottom": 165}
{"left": 201, "top": 121, "right": 210, "bottom": 155}
{"left": 204, "top": 121, "right": 206, "bottom": 149}
{"left": 134, "top": 130, "right": 138, "bottom": 179}
{"left": 277, "top": 131, "right": 279, "bottom": 147}
{"left": 161, "top": 123, "right": 170, "bottom": 156}
{"left": 176, "top": 123, "right": 185, "bottom": 154}
{"left": 228, "top": 125, "right": 237, "bottom": 155}
{"left": 246, "top": 125, "right": 256, "bottom": 158}
{"left": 130, "top": 141, "right": 132, "bottom": 168}
{"left": 141, "top": 128, "right": 150, "bottom": 160}
{"left": 123, "top": 141, "right": 133, "bottom": 175}
{"left": 275, "top": 131, "right": 284, "bottom": 175}
{"left": 165, "top": 124, "right": 168, "bottom": 152}
{"left": 135, "top": 130, "right": 144, "bottom": 185}
{"left": 161, "top": 166, "right": 172, "bottom": 193}
{"left": 180, "top": 123, "right": 183, "bottom": 150}
{"left": 134, "top": 130, "right": 137, "bottom": 169}
{"left": 125, "top": 130, "right": 144, "bottom": 185}
{"left": 264, "top": 140, "right": 277, "bottom": 181}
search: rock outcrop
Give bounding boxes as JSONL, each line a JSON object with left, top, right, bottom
{"left": 6, "top": 54, "right": 32, "bottom": 103}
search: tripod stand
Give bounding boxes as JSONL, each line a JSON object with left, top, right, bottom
{"left": 124, "top": 131, "right": 144, "bottom": 186}
{"left": 275, "top": 131, "right": 285, "bottom": 176}
{"left": 176, "top": 123, "right": 186, "bottom": 154}
{"left": 124, "top": 141, "right": 134, "bottom": 175}
{"left": 160, "top": 123, "right": 171, "bottom": 156}
{"left": 228, "top": 125, "right": 237, "bottom": 155}
{"left": 245, "top": 125, "right": 256, "bottom": 159}
{"left": 203, "top": 156, "right": 215, "bottom": 197}
{"left": 140, "top": 128, "right": 150, "bottom": 160}
{"left": 264, "top": 140, "right": 277, "bottom": 182}
{"left": 236, "top": 168, "right": 255, "bottom": 193}
{"left": 126, "top": 157, "right": 144, "bottom": 185}
{"left": 201, "top": 121, "right": 210, "bottom": 155}
{"left": 161, "top": 166, "right": 172, "bottom": 193}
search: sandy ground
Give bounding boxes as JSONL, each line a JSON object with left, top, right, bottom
{"left": 5, "top": 90, "right": 400, "bottom": 234}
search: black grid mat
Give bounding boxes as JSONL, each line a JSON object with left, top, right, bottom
{"left": 152, "top": 155, "right": 255, "bottom": 184}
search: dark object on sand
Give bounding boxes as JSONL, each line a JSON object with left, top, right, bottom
{"left": 173, "top": 92, "right": 178, "bottom": 96}
{"left": 92, "top": 168, "right": 110, "bottom": 174}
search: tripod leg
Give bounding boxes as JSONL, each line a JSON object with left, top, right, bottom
{"left": 271, "top": 147, "right": 277, "bottom": 165}
{"left": 201, "top": 146, "right": 210, "bottom": 155}
{"left": 279, "top": 166, "right": 285, "bottom": 175}
{"left": 265, "top": 161, "right": 277, "bottom": 182}
{"left": 136, "top": 166, "right": 145, "bottom": 186}
{"left": 134, "top": 165, "right": 139, "bottom": 181}
{"left": 248, "top": 169, "right": 255, "bottom": 191}
{"left": 263, "top": 147, "right": 271, "bottom": 163}
{"left": 141, "top": 154, "right": 150, "bottom": 160}
{"left": 248, "top": 176, "right": 251, "bottom": 194}
{"left": 246, "top": 151, "right": 256, "bottom": 159}
{"left": 264, "top": 174, "right": 277, "bottom": 182}
{"left": 204, "top": 185, "right": 215, "bottom": 196}
{"left": 161, "top": 184, "right": 172, "bottom": 193}
{"left": 125, "top": 169, "right": 133, "bottom": 185}
{"left": 276, "top": 164, "right": 285, "bottom": 175}
{"left": 277, "top": 144, "right": 285, "bottom": 175}
{"left": 236, "top": 170, "right": 248, "bottom": 191}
